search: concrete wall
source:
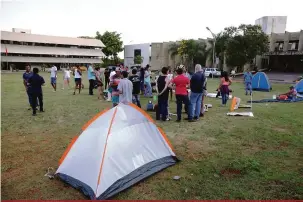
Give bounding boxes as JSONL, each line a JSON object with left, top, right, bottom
{"left": 124, "top": 43, "right": 150, "bottom": 67}
{"left": 255, "top": 16, "right": 287, "bottom": 34}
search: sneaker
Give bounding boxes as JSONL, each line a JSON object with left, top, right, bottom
{"left": 199, "top": 113, "right": 204, "bottom": 117}
{"left": 188, "top": 119, "right": 197, "bottom": 122}
{"left": 194, "top": 116, "right": 198, "bottom": 120}
{"left": 32, "top": 113, "right": 37, "bottom": 116}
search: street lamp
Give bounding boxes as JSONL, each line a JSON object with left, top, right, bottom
{"left": 206, "top": 27, "right": 216, "bottom": 70}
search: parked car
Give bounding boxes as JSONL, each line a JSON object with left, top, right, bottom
{"left": 204, "top": 68, "right": 221, "bottom": 77}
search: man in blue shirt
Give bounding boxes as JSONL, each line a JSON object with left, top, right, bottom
{"left": 23, "top": 64, "right": 34, "bottom": 110}
{"left": 188, "top": 64, "right": 205, "bottom": 122}
{"left": 27, "top": 68, "right": 45, "bottom": 116}
{"left": 243, "top": 69, "right": 253, "bottom": 95}
{"left": 87, "top": 64, "right": 96, "bottom": 95}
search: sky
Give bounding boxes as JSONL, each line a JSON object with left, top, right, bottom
{"left": 1, "top": 0, "right": 303, "bottom": 57}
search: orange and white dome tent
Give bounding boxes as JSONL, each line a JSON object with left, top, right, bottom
{"left": 56, "top": 103, "right": 178, "bottom": 200}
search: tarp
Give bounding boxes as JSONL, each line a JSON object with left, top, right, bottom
{"left": 248, "top": 97, "right": 303, "bottom": 103}
{"left": 251, "top": 72, "right": 272, "bottom": 92}
{"left": 56, "top": 103, "right": 178, "bottom": 200}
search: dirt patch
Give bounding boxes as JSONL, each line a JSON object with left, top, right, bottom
{"left": 273, "top": 127, "right": 288, "bottom": 133}
{"left": 275, "top": 141, "right": 289, "bottom": 150}
{"left": 173, "top": 134, "right": 216, "bottom": 160}
{"left": 220, "top": 168, "right": 242, "bottom": 178}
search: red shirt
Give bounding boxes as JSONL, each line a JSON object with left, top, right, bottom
{"left": 172, "top": 74, "right": 190, "bottom": 95}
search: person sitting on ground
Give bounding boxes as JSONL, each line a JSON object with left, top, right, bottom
{"left": 279, "top": 86, "right": 297, "bottom": 100}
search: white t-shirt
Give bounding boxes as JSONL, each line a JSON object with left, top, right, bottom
{"left": 167, "top": 73, "right": 173, "bottom": 81}
{"left": 117, "top": 78, "right": 133, "bottom": 104}
{"left": 64, "top": 70, "right": 71, "bottom": 78}
{"left": 74, "top": 69, "right": 81, "bottom": 79}
{"left": 50, "top": 66, "right": 57, "bottom": 78}
{"left": 110, "top": 71, "right": 116, "bottom": 81}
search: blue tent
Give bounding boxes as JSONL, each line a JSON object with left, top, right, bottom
{"left": 295, "top": 79, "right": 303, "bottom": 93}
{"left": 252, "top": 72, "right": 272, "bottom": 91}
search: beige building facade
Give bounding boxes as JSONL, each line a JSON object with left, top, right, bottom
{"left": 1, "top": 29, "right": 105, "bottom": 70}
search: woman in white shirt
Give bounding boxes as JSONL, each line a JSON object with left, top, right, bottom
{"left": 62, "top": 68, "right": 71, "bottom": 90}
{"left": 73, "top": 66, "right": 82, "bottom": 95}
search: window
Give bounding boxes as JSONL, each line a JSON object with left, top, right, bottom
{"left": 134, "top": 49, "right": 141, "bottom": 57}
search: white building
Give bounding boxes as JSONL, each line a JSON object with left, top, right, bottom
{"left": 255, "top": 16, "right": 287, "bottom": 34}
{"left": 1, "top": 28, "right": 105, "bottom": 70}
{"left": 124, "top": 43, "right": 151, "bottom": 68}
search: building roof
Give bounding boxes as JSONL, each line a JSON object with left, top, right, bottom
{"left": 1, "top": 44, "right": 105, "bottom": 57}
{"left": 1, "top": 56, "right": 103, "bottom": 63}
{"left": 1, "top": 31, "right": 105, "bottom": 47}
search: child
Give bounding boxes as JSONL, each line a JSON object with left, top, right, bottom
{"left": 280, "top": 86, "right": 297, "bottom": 101}
{"left": 110, "top": 74, "right": 121, "bottom": 107}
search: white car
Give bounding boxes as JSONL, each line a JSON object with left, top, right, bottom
{"left": 204, "top": 68, "right": 221, "bottom": 77}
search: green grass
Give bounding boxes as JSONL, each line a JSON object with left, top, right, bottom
{"left": 1, "top": 72, "right": 303, "bottom": 200}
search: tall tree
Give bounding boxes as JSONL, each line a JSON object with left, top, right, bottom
{"left": 225, "top": 24, "right": 268, "bottom": 71}
{"left": 95, "top": 31, "right": 123, "bottom": 64}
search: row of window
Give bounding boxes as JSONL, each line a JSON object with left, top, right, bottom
{"left": 1, "top": 40, "right": 100, "bottom": 50}
{"left": 1, "top": 53, "right": 102, "bottom": 59}
{"left": 274, "top": 40, "right": 299, "bottom": 51}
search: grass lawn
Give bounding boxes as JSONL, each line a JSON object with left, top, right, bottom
{"left": 1, "top": 72, "right": 303, "bottom": 200}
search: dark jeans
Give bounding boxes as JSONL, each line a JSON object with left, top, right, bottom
{"left": 89, "top": 79, "right": 95, "bottom": 95}
{"left": 156, "top": 98, "right": 168, "bottom": 121}
{"left": 140, "top": 81, "right": 144, "bottom": 93}
{"left": 31, "top": 93, "right": 43, "bottom": 114}
{"left": 132, "top": 94, "right": 141, "bottom": 108}
{"left": 221, "top": 93, "right": 228, "bottom": 105}
{"left": 27, "top": 90, "right": 39, "bottom": 107}
{"left": 105, "top": 78, "right": 109, "bottom": 89}
{"left": 176, "top": 95, "right": 190, "bottom": 120}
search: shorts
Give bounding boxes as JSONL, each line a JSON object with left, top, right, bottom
{"left": 75, "top": 78, "right": 82, "bottom": 85}
{"left": 112, "top": 95, "right": 119, "bottom": 104}
{"left": 97, "top": 81, "right": 103, "bottom": 87}
{"left": 51, "top": 77, "right": 57, "bottom": 84}
{"left": 64, "top": 77, "right": 70, "bottom": 81}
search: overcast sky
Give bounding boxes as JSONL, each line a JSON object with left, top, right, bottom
{"left": 1, "top": 0, "right": 303, "bottom": 57}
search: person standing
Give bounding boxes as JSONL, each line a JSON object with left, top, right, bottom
{"left": 87, "top": 64, "right": 96, "bottom": 95}
{"left": 167, "top": 68, "right": 174, "bottom": 101}
{"left": 243, "top": 69, "right": 253, "bottom": 95}
{"left": 118, "top": 71, "right": 133, "bottom": 104}
{"left": 171, "top": 66, "right": 191, "bottom": 122}
{"left": 27, "top": 68, "right": 45, "bottom": 116}
{"left": 144, "top": 65, "right": 152, "bottom": 97}
{"left": 218, "top": 71, "right": 232, "bottom": 106}
{"left": 23, "top": 64, "right": 34, "bottom": 110}
{"left": 156, "top": 67, "right": 170, "bottom": 121}
{"left": 129, "top": 68, "right": 141, "bottom": 107}
{"left": 107, "top": 67, "right": 117, "bottom": 101}
{"left": 62, "top": 67, "right": 71, "bottom": 90}
{"left": 139, "top": 67, "right": 145, "bottom": 94}
{"left": 95, "top": 67, "right": 104, "bottom": 100}
{"left": 104, "top": 68, "right": 110, "bottom": 90}
{"left": 50, "top": 65, "right": 57, "bottom": 92}
{"left": 73, "top": 66, "right": 82, "bottom": 95}
{"left": 189, "top": 64, "right": 205, "bottom": 121}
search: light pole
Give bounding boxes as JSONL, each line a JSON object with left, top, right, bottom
{"left": 206, "top": 27, "right": 217, "bottom": 78}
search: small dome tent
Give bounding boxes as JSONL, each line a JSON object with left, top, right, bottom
{"left": 56, "top": 103, "right": 178, "bottom": 200}
{"left": 252, "top": 72, "right": 272, "bottom": 92}
{"left": 295, "top": 79, "right": 303, "bottom": 94}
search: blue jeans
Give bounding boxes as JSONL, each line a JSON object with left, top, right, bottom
{"left": 190, "top": 92, "right": 203, "bottom": 119}
{"left": 221, "top": 93, "right": 228, "bottom": 105}
{"left": 144, "top": 81, "right": 152, "bottom": 97}
{"left": 132, "top": 94, "right": 141, "bottom": 108}
{"left": 176, "top": 95, "right": 190, "bottom": 120}
{"left": 245, "top": 82, "right": 252, "bottom": 95}
{"left": 157, "top": 98, "right": 168, "bottom": 121}
{"left": 27, "top": 90, "right": 39, "bottom": 107}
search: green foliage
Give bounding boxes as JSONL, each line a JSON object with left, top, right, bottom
{"left": 214, "top": 24, "right": 268, "bottom": 70}
{"left": 95, "top": 31, "right": 123, "bottom": 63}
{"left": 134, "top": 55, "right": 143, "bottom": 64}
{"left": 169, "top": 39, "right": 207, "bottom": 69}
